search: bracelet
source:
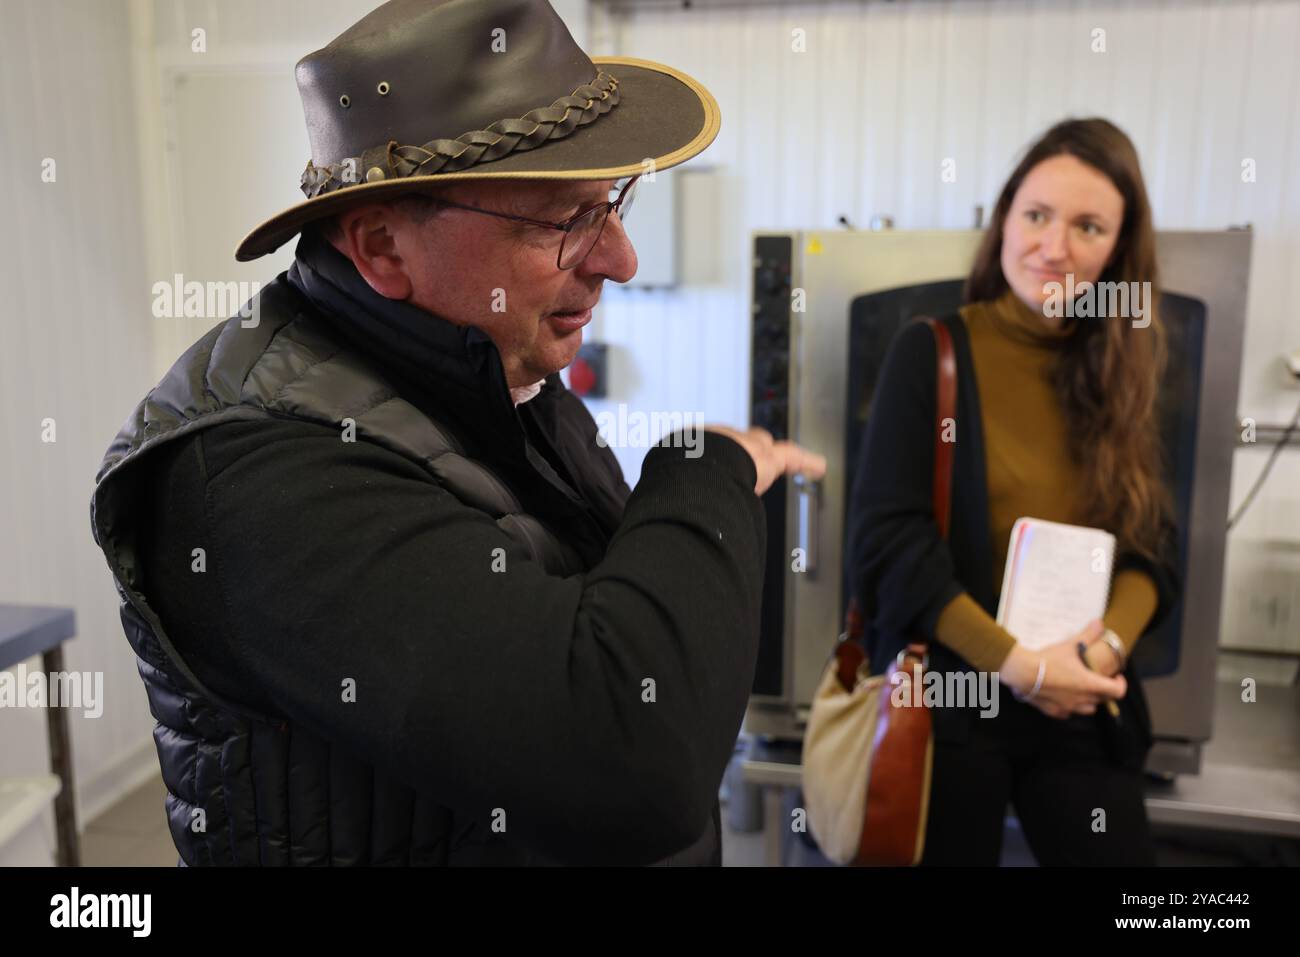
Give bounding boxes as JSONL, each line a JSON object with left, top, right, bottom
{"left": 1100, "top": 628, "right": 1127, "bottom": 672}
{"left": 1013, "top": 659, "right": 1046, "bottom": 701}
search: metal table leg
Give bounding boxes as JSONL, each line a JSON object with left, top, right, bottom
{"left": 763, "top": 786, "right": 785, "bottom": 867}
{"left": 42, "top": 645, "right": 80, "bottom": 867}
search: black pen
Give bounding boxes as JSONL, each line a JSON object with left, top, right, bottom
{"left": 1077, "top": 641, "right": 1122, "bottom": 719}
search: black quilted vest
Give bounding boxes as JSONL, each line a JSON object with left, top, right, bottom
{"left": 90, "top": 250, "right": 714, "bottom": 865}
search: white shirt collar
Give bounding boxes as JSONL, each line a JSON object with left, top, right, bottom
{"left": 510, "top": 379, "right": 546, "bottom": 407}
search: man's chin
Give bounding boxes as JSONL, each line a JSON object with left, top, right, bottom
{"left": 518, "top": 341, "right": 582, "bottom": 386}
{"left": 548, "top": 326, "right": 584, "bottom": 358}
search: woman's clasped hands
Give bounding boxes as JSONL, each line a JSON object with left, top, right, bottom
{"left": 1001, "top": 620, "right": 1126, "bottom": 719}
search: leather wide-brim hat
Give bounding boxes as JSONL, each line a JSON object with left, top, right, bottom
{"left": 235, "top": 0, "right": 721, "bottom": 261}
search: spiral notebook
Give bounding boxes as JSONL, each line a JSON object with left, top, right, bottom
{"left": 995, "top": 518, "right": 1115, "bottom": 651}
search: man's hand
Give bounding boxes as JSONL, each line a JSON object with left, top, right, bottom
{"left": 703, "top": 426, "right": 827, "bottom": 496}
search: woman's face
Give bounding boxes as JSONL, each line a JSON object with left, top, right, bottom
{"left": 1000, "top": 153, "right": 1125, "bottom": 318}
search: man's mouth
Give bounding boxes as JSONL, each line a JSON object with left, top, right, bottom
{"left": 546, "top": 306, "right": 593, "bottom": 331}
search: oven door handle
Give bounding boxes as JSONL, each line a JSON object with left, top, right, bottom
{"left": 793, "top": 473, "right": 820, "bottom": 577}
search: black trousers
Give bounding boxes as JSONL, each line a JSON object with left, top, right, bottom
{"left": 920, "top": 695, "right": 1156, "bottom": 866}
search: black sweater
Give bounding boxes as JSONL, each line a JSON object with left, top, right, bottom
{"left": 133, "top": 234, "right": 766, "bottom": 865}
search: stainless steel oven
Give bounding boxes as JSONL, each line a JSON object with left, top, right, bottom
{"left": 744, "top": 228, "right": 1253, "bottom": 776}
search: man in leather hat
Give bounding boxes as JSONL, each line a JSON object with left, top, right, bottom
{"left": 90, "top": 0, "right": 823, "bottom": 865}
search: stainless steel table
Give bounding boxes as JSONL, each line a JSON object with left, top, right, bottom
{"left": 0, "top": 604, "right": 80, "bottom": 866}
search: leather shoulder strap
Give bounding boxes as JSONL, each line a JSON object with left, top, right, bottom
{"left": 838, "top": 315, "right": 959, "bottom": 663}
{"left": 919, "top": 317, "right": 957, "bottom": 541}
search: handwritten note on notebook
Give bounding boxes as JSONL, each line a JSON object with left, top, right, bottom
{"left": 995, "top": 518, "right": 1115, "bottom": 651}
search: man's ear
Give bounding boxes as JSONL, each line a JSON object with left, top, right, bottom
{"left": 333, "top": 203, "right": 414, "bottom": 300}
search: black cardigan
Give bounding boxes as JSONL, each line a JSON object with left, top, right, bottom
{"left": 844, "top": 315, "right": 1181, "bottom": 745}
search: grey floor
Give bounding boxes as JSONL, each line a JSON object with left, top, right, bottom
{"left": 81, "top": 775, "right": 177, "bottom": 867}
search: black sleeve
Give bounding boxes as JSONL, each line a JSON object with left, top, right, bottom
{"left": 192, "top": 419, "right": 763, "bottom": 865}
{"left": 1115, "top": 510, "right": 1183, "bottom": 637}
{"left": 844, "top": 321, "right": 963, "bottom": 642}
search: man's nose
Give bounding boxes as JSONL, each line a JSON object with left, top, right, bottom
{"left": 578, "top": 211, "right": 637, "bottom": 283}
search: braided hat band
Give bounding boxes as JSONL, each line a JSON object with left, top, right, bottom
{"left": 300, "top": 71, "right": 621, "bottom": 200}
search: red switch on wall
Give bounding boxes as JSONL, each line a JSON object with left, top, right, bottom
{"left": 569, "top": 342, "right": 608, "bottom": 398}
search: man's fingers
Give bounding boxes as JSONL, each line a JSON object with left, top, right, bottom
{"left": 773, "top": 441, "right": 827, "bottom": 480}
{"left": 799, "top": 449, "right": 828, "bottom": 479}
{"left": 703, "top": 426, "right": 824, "bottom": 495}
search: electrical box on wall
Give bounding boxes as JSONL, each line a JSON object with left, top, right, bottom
{"left": 619, "top": 167, "right": 723, "bottom": 288}
{"left": 622, "top": 169, "right": 678, "bottom": 288}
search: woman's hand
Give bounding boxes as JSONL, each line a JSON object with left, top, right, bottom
{"left": 1082, "top": 629, "right": 1122, "bottom": 678}
{"left": 999, "top": 621, "right": 1127, "bottom": 720}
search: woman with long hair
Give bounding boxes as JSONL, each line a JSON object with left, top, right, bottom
{"left": 845, "top": 117, "right": 1179, "bottom": 865}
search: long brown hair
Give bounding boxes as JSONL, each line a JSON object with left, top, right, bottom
{"left": 965, "top": 118, "right": 1170, "bottom": 559}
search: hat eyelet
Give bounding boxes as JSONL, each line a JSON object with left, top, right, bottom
{"left": 339, "top": 94, "right": 350, "bottom": 108}
{"left": 377, "top": 81, "right": 390, "bottom": 96}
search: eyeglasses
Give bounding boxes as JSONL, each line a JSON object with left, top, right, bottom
{"left": 422, "top": 175, "right": 639, "bottom": 270}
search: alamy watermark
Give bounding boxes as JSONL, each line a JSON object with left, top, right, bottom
{"left": 890, "top": 665, "right": 1000, "bottom": 718}
{"left": 594, "top": 404, "right": 704, "bottom": 458}
{"left": 1042, "top": 274, "right": 1152, "bottom": 328}
{"left": 0, "top": 664, "right": 103, "bottom": 718}
{"left": 50, "top": 887, "right": 150, "bottom": 936}
{"left": 151, "top": 273, "right": 262, "bottom": 328}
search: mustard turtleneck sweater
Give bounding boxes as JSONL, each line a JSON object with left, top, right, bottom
{"left": 933, "top": 290, "right": 1158, "bottom": 673}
